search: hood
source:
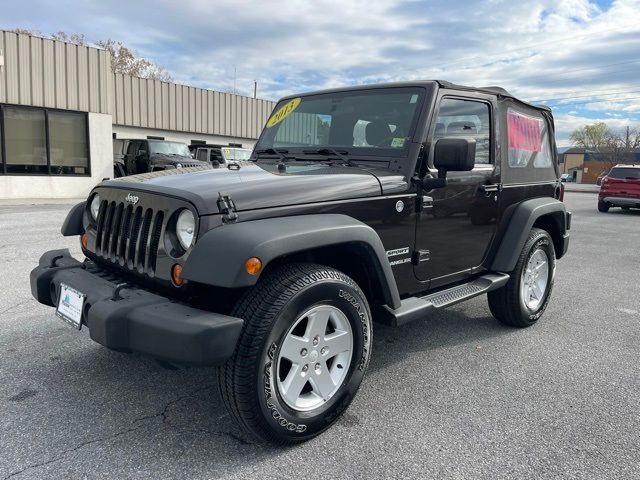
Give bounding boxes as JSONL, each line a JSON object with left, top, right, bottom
{"left": 101, "top": 162, "right": 388, "bottom": 215}
{"left": 150, "top": 153, "right": 207, "bottom": 166}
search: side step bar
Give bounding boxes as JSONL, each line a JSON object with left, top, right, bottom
{"left": 375, "top": 273, "right": 510, "bottom": 327}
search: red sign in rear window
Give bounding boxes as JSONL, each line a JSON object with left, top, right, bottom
{"left": 508, "top": 110, "right": 542, "bottom": 152}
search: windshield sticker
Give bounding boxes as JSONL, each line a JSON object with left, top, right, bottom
{"left": 391, "top": 137, "right": 406, "bottom": 148}
{"left": 266, "top": 98, "right": 301, "bottom": 128}
{"left": 410, "top": 94, "right": 418, "bottom": 104}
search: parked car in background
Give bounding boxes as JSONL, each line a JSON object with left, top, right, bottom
{"left": 560, "top": 173, "right": 574, "bottom": 183}
{"left": 191, "top": 144, "right": 253, "bottom": 166}
{"left": 124, "top": 139, "right": 209, "bottom": 174}
{"left": 598, "top": 164, "right": 640, "bottom": 212}
{"left": 596, "top": 170, "right": 610, "bottom": 186}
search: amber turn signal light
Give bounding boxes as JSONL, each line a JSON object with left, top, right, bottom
{"left": 81, "top": 233, "right": 88, "bottom": 250}
{"left": 245, "top": 257, "right": 262, "bottom": 275}
{"left": 171, "top": 263, "right": 185, "bottom": 286}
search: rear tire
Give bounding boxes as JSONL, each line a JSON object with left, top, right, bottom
{"left": 218, "top": 263, "right": 372, "bottom": 444}
{"left": 598, "top": 200, "right": 610, "bottom": 212}
{"left": 488, "top": 228, "right": 555, "bottom": 327}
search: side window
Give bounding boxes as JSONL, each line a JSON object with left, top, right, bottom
{"left": 126, "top": 141, "right": 138, "bottom": 155}
{"left": 196, "top": 149, "right": 208, "bottom": 161}
{"left": 507, "top": 109, "right": 552, "bottom": 168}
{"left": 433, "top": 98, "right": 491, "bottom": 164}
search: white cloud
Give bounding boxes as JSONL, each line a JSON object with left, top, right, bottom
{"left": 4, "top": 0, "right": 640, "bottom": 143}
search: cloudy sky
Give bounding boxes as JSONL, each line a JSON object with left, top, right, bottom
{"left": 4, "top": 0, "right": 640, "bottom": 145}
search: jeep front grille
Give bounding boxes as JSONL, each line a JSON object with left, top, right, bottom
{"left": 94, "top": 200, "right": 164, "bottom": 275}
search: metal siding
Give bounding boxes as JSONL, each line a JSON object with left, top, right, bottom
{"left": 66, "top": 44, "right": 78, "bottom": 110}
{"left": 168, "top": 82, "right": 175, "bottom": 130}
{"left": 17, "top": 34, "right": 31, "bottom": 105}
{"left": 140, "top": 78, "right": 148, "bottom": 127}
{"left": 30, "top": 36, "right": 44, "bottom": 106}
{"left": 176, "top": 85, "right": 182, "bottom": 131}
{"left": 87, "top": 47, "right": 99, "bottom": 111}
{"left": 161, "top": 82, "right": 169, "bottom": 130}
{"left": 114, "top": 74, "right": 124, "bottom": 125}
{"left": 154, "top": 80, "right": 162, "bottom": 128}
{"left": 42, "top": 39, "right": 55, "bottom": 108}
{"left": 54, "top": 41, "right": 67, "bottom": 109}
{"left": 98, "top": 49, "right": 110, "bottom": 114}
{"left": 189, "top": 87, "right": 196, "bottom": 132}
{"left": 182, "top": 85, "right": 189, "bottom": 131}
{"left": 131, "top": 76, "right": 140, "bottom": 126}
{"left": 213, "top": 91, "right": 221, "bottom": 135}
{"left": 195, "top": 88, "right": 202, "bottom": 133}
{"left": 5, "top": 33, "right": 19, "bottom": 104}
{"left": 77, "top": 46, "right": 89, "bottom": 111}
{"left": 0, "top": 33, "right": 4, "bottom": 103}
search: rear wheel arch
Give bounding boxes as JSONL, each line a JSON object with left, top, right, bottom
{"left": 532, "top": 212, "right": 565, "bottom": 259}
{"left": 490, "top": 197, "right": 568, "bottom": 272}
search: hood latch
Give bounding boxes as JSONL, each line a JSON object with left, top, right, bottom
{"left": 217, "top": 192, "right": 238, "bottom": 223}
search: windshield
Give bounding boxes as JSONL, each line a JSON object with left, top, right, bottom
{"left": 608, "top": 167, "right": 640, "bottom": 179}
{"left": 255, "top": 87, "right": 425, "bottom": 157}
{"left": 222, "top": 147, "right": 252, "bottom": 161}
{"left": 149, "top": 142, "right": 191, "bottom": 157}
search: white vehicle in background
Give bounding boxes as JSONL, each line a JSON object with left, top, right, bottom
{"left": 191, "top": 144, "right": 253, "bottom": 166}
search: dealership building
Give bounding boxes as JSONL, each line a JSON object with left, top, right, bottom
{"left": 0, "top": 29, "right": 275, "bottom": 200}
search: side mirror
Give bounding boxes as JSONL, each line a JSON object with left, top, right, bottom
{"left": 434, "top": 138, "right": 476, "bottom": 177}
{"left": 137, "top": 150, "right": 148, "bottom": 157}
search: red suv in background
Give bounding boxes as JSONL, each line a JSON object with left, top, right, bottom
{"left": 598, "top": 164, "right": 640, "bottom": 212}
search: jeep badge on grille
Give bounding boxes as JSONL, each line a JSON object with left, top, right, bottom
{"left": 125, "top": 193, "right": 139, "bottom": 205}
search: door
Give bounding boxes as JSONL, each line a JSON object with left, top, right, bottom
{"left": 414, "top": 95, "right": 501, "bottom": 286}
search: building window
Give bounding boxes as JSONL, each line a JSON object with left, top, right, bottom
{"left": 49, "top": 111, "right": 89, "bottom": 175}
{"left": 0, "top": 105, "right": 90, "bottom": 176}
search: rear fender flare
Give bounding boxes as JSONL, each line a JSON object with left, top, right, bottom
{"left": 490, "top": 197, "right": 568, "bottom": 272}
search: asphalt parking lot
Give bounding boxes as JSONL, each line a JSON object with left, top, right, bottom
{"left": 0, "top": 192, "right": 638, "bottom": 480}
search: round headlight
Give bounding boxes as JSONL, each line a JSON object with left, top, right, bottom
{"left": 176, "top": 163, "right": 183, "bottom": 169}
{"left": 176, "top": 209, "right": 195, "bottom": 249}
{"left": 90, "top": 194, "right": 101, "bottom": 221}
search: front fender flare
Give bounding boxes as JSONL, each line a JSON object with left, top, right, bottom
{"left": 61, "top": 202, "right": 86, "bottom": 236}
{"left": 182, "top": 214, "right": 401, "bottom": 309}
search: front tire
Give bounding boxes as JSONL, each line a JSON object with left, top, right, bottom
{"left": 598, "top": 200, "right": 610, "bottom": 212}
{"left": 488, "top": 228, "right": 555, "bottom": 327}
{"left": 218, "top": 263, "right": 372, "bottom": 444}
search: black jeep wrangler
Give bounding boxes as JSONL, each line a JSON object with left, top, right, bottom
{"left": 123, "top": 139, "right": 209, "bottom": 174}
{"left": 31, "top": 81, "right": 570, "bottom": 444}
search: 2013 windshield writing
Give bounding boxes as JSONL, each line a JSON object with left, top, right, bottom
{"left": 255, "top": 88, "right": 424, "bottom": 157}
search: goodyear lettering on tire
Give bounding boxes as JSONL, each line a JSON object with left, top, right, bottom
{"left": 266, "top": 98, "right": 301, "bottom": 128}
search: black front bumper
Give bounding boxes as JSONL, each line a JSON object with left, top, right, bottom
{"left": 30, "top": 249, "right": 243, "bottom": 366}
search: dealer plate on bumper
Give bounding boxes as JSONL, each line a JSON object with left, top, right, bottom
{"left": 55, "top": 283, "right": 85, "bottom": 330}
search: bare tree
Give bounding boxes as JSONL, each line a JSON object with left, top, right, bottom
{"left": 9, "top": 28, "right": 172, "bottom": 82}
{"left": 51, "top": 31, "right": 87, "bottom": 45}
{"left": 96, "top": 39, "right": 173, "bottom": 82}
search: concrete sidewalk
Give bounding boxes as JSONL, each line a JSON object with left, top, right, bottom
{"left": 563, "top": 183, "right": 599, "bottom": 193}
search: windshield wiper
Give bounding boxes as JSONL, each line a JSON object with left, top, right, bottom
{"left": 302, "top": 148, "right": 352, "bottom": 166}
{"left": 255, "top": 148, "right": 290, "bottom": 162}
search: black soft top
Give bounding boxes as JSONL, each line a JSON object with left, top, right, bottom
{"left": 280, "top": 80, "right": 549, "bottom": 113}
